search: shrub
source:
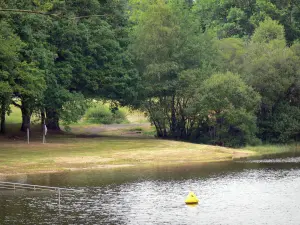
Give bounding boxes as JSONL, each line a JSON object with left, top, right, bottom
{"left": 85, "top": 105, "right": 128, "bottom": 124}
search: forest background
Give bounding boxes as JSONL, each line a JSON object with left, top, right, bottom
{"left": 1, "top": 0, "right": 300, "bottom": 147}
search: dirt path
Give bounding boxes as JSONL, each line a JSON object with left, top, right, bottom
{"left": 87, "top": 123, "right": 150, "bottom": 133}
{"left": 69, "top": 123, "right": 152, "bottom": 137}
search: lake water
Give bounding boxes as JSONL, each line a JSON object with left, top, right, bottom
{"left": 1, "top": 157, "right": 300, "bottom": 224}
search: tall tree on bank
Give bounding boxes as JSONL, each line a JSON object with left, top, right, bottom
{"left": 198, "top": 72, "right": 261, "bottom": 146}
{"left": 130, "top": 0, "right": 261, "bottom": 146}
{"left": 1, "top": 0, "right": 55, "bottom": 131}
{"left": 243, "top": 19, "right": 300, "bottom": 142}
{"left": 0, "top": 21, "right": 23, "bottom": 134}
{"left": 44, "top": 0, "right": 137, "bottom": 130}
{"left": 0, "top": 0, "right": 137, "bottom": 131}
{"left": 130, "top": 0, "right": 217, "bottom": 139}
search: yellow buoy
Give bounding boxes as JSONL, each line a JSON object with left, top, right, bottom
{"left": 185, "top": 191, "right": 199, "bottom": 204}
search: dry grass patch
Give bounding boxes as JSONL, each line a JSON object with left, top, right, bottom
{"left": 53, "top": 156, "right": 114, "bottom": 164}
{"left": 0, "top": 135, "right": 255, "bottom": 175}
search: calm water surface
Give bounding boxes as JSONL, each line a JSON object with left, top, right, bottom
{"left": 1, "top": 157, "right": 300, "bottom": 225}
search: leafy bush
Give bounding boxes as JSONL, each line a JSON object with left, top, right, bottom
{"left": 85, "top": 105, "right": 128, "bottom": 124}
{"left": 198, "top": 72, "right": 261, "bottom": 147}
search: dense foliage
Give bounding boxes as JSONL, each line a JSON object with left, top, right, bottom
{"left": 85, "top": 104, "right": 128, "bottom": 124}
{"left": 0, "top": 0, "right": 137, "bottom": 132}
{"left": 0, "top": 0, "right": 299, "bottom": 146}
{"left": 129, "top": 0, "right": 300, "bottom": 146}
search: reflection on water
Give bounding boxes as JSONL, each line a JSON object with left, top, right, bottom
{"left": 240, "top": 157, "right": 300, "bottom": 163}
{"left": 1, "top": 158, "right": 300, "bottom": 224}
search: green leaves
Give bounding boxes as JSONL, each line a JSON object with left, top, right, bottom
{"left": 251, "top": 18, "right": 285, "bottom": 44}
{"left": 0, "top": 0, "right": 299, "bottom": 144}
{"left": 0, "top": 0, "right": 137, "bottom": 130}
{"left": 198, "top": 72, "right": 261, "bottom": 146}
{"left": 216, "top": 17, "right": 300, "bottom": 143}
{"left": 14, "top": 61, "right": 45, "bottom": 98}
{"left": 0, "top": 20, "right": 23, "bottom": 124}
{"left": 200, "top": 72, "right": 260, "bottom": 113}
{"left": 194, "top": 0, "right": 300, "bottom": 43}
{"left": 0, "top": 82, "right": 12, "bottom": 97}
{"left": 244, "top": 19, "right": 297, "bottom": 108}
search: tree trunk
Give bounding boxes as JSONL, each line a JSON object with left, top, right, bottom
{"left": 41, "top": 109, "right": 45, "bottom": 127}
{"left": 0, "top": 99, "right": 6, "bottom": 134}
{"left": 170, "top": 95, "right": 176, "bottom": 138}
{"left": 21, "top": 105, "right": 31, "bottom": 132}
{"left": 46, "top": 108, "right": 60, "bottom": 130}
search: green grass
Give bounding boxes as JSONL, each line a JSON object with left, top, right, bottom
{"left": 6, "top": 106, "right": 22, "bottom": 124}
{"left": 125, "top": 108, "right": 149, "bottom": 124}
{"left": 244, "top": 144, "right": 300, "bottom": 156}
{"left": 6, "top": 105, "right": 39, "bottom": 124}
{"left": 1, "top": 122, "right": 299, "bottom": 176}
{"left": 3, "top": 103, "right": 300, "bottom": 176}
{"left": 0, "top": 132, "right": 253, "bottom": 175}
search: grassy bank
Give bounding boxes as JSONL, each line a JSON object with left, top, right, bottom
{"left": 0, "top": 122, "right": 255, "bottom": 175}
{"left": 1, "top": 125, "right": 300, "bottom": 176}
{"left": 0, "top": 135, "right": 254, "bottom": 176}
{"left": 1, "top": 106, "right": 299, "bottom": 176}
{"left": 244, "top": 144, "right": 300, "bottom": 157}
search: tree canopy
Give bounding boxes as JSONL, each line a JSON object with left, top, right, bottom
{"left": 0, "top": 0, "right": 300, "bottom": 146}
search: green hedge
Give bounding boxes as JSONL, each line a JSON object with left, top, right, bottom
{"left": 85, "top": 105, "right": 128, "bottom": 124}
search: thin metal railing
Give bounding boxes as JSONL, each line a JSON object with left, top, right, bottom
{"left": 0, "top": 181, "right": 77, "bottom": 191}
{"left": 0, "top": 181, "right": 82, "bottom": 207}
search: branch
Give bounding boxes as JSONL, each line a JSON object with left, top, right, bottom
{"left": 0, "top": 9, "right": 105, "bottom": 20}
{"left": 0, "top": 9, "right": 60, "bottom": 17}
{"left": 70, "top": 15, "right": 106, "bottom": 19}
{"left": 12, "top": 100, "right": 21, "bottom": 109}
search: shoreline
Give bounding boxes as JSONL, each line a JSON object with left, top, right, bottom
{"left": 0, "top": 159, "right": 242, "bottom": 178}
{"left": 0, "top": 148, "right": 254, "bottom": 178}
{"left": 1, "top": 133, "right": 299, "bottom": 178}
{"left": 1, "top": 149, "right": 299, "bottom": 178}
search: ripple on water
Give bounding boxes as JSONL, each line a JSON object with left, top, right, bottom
{"left": 1, "top": 160, "right": 300, "bottom": 224}
{"left": 240, "top": 156, "right": 300, "bottom": 164}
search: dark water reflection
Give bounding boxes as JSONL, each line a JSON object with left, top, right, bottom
{"left": 1, "top": 158, "right": 300, "bottom": 224}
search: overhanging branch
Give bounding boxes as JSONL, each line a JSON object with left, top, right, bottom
{"left": 0, "top": 9, "right": 105, "bottom": 20}
{"left": 0, "top": 9, "right": 59, "bottom": 17}
{"left": 71, "top": 15, "right": 106, "bottom": 19}
{"left": 12, "top": 100, "right": 21, "bottom": 109}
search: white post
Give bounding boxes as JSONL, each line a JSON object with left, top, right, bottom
{"left": 27, "top": 128, "right": 30, "bottom": 144}
{"left": 43, "top": 124, "right": 47, "bottom": 144}
{"left": 58, "top": 189, "right": 61, "bottom": 208}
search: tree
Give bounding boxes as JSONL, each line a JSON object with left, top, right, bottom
{"left": 1, "top": 0, "right": 55, "bottom": 131}
{"left": 0, "top": 21, "right": 23, "bottom": 133}
{"left": 198, "top": 72, "right": 261, "bottom": 146}
{"left": 242, "top": 19, "right": 300, "bottom": 141}
{"left": 130, "top": 0, "right": 219, "bottom": 139}
{"left": 194, "top": 0, "right": 257, "bottom": 38}
{"left": 216, "top": 37, "right": 245, "bottom": 73}
{"left": 194, "top": 0, "right": 300, "bottom": 43}
{"left": 0, "top": 0, "right": 138, "bottom": 132}
{"left": 43, "top": 0, "right": 137, "bottom": 130}
{"left": 12, "top": 62, "right": 46, "bottom": 131}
